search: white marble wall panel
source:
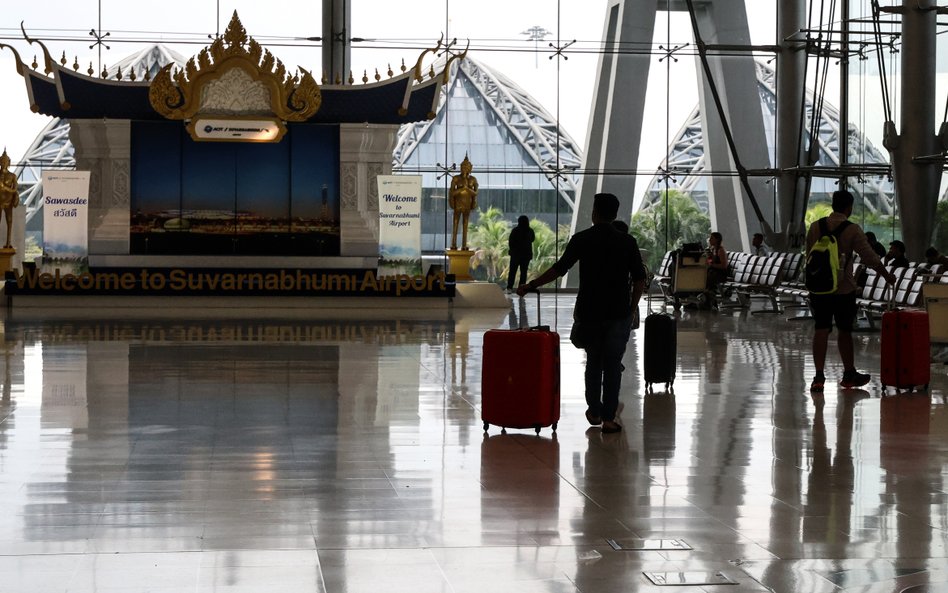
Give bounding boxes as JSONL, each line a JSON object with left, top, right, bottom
{"left": 68, "top": 119, "right": 131, "bottom": 255}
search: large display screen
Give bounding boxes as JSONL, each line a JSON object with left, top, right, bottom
{"left": 130, "top": 122, "right": 340, "bottom": 255}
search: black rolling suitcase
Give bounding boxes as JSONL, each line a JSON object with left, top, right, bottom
{"left": 643, "top": 294, "right": 676, "bottom": 393}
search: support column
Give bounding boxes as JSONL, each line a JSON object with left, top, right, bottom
{"left": 692, "top": 0, "right": 772, "bottom": 252}
{"left": 574, "top": 0, "right": 659, "bottom": 234}
{"left": 568, "top": 0, "right": 657, "bottom": 287}
{"left": 322, "top": 0, "right": 351, "bottom": 84}
{"left": 339, "top": 123, "right": 398, "bottom": 257}
{"left": 884, "top": 0, "right": 942, "bottom": 260}
{"left": 573, "top": 0, "right": 770, "bottom": 281}
{"left": 776, "top": 0, "right": 808, "bottom": 250}
{"left": 68, "top": 119, "right": 131, "bottom": 255}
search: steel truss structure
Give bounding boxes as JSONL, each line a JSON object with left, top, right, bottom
{"left": 641, "top": 60, "right": 895, "bottom": 216}
{"left": 392, "top": 57, "right": 583, "bottom": 212}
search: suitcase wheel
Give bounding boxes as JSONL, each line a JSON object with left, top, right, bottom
{"left": 552, "top": 422, "right": 557, "bottom": 432}
{"left": 483, "top": 422, "right": 489, "bottom": 433}
{"left": 534, "top": 425, "right": 541, "bottom": 435}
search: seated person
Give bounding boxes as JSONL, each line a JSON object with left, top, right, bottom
{"left": 750, "top": 232, "right": 771, "bottom": 256}
{"left": 865, "top": 231, "right": 886, "bottom": 258}
{"left": 884, "top": 240, "right": 909, "bottom": 269}
{"left": 705, "top": 232, "right": 728, "bottom": 305}
{"left": 925, "top": 246, "right": 948, "bottom": 267}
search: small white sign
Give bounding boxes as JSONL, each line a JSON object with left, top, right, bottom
{"left": 42, "top": 170, "right": 90, "bottom": 261}
{"left": 377, "top": 175, "right": 423, "bottom": 276}
{"left": 187, "top": 117, "right": 286, "bottom": 142}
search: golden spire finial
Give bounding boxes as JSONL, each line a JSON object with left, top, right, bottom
{"left": 59, "top": 51, "right": 66, "bottom": 66}
{"left": 400, "top": 58, "right": 406, "bottom": 72}
{"left": 347, "top": 71, "right": 354, "bottom": 84}
{"left": 334, "top": 72, "right": 341, "bottom": 84}
{"left": 72, "top": 56, "right": 79, "bottom": 71}
{"left": 387, "top": 64, "right": 393, "bottom": 77}
{"left": 115, "top": 66, "right": 123, "bottom": 80}
{"left": 222, "top": 11, "right": 248, "bottom": 49}
{"left": 101, "top": 65, "right": 107, "bottom": 78}
{"left": 87, "top": 62, "right": 94, "bottom": 76}
{"left": 428, "top": 64, "right": 435, "bottom": 79}
{"left": 144, "top": 68, "right": 151, "bottom": 81}
{"left": 129, "top": 68, "right": 137, "bottom": 81}
{"left": 31, "top": 55, "right": 37, "bottom": 70}
{"left": 362, "top": 70, "right": 368, "bottom": 84}
{"left": 321, "top": 71, "right": 328, "bottom": 84}
{"left": 374, "top": 68, "right": 380, "bottom": 82}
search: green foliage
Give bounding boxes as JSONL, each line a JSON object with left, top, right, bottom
{"left": 529, "top": 221, "right": 569, "bottom": 277}
{"left": 804, "top": 203, "right": 833, "bottom": 228}
{"left": 468, "top": 207, "right": 511, "bottom": 282}
{"left": 805, "top": 203, "right": 902, "bottom": 243}
{"left": 630, "top": 189, "right": 711, "bottom": 271}
{"left": 467, "top": 209, "right": 569, "bottom": 284}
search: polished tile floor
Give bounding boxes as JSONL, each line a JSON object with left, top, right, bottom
{"left": 0, "top": 294, "right": 947, "bottom": 592}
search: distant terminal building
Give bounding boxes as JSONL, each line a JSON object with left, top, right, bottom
{"left": 392, "top": 57, "right": 583, "bottom": 252}
{"left": 639, "top": 61, "right": 895, "bottom": 216}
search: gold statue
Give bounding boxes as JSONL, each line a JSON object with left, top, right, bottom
{"left": 0, "top": 150, "right": 18, "bottom": 249}
{"left": 449, "top": 155, "right": 478, "bottom": 250}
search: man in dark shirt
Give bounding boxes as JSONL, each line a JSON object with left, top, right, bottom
{"left": 865, "top": 232, "right": 886, "bottom": 258}
{"left": 517, "top": 193, "right": 645, "bottom": 434}
{"left": 925, "top": 247, "right": 948, "bottom": 267}
{"left": 884, "top": 240, "right": 909, "bottom": 269}
{"left": 506, "top": 215, "right": 536, "bottom": 293}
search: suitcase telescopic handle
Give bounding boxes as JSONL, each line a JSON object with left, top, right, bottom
{"left": 533, "top": 287, "right": 542, "bottom": 327}
{"left": 522, "top": 286, "right": 545, "bottom": 329}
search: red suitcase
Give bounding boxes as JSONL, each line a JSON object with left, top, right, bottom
{"left": 481, "top": 294, "right": 560, "bottom": 434}
{"left": 881, "top": 308, "right": 930, "bottom": 392}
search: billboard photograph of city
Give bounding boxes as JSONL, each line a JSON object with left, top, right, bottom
{"left": 130, "top": 122, "right": 340, "bottom": 255}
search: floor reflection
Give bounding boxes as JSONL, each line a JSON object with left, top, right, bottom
{"left": 0, "top": 298, "right": 946, "bottom": 592}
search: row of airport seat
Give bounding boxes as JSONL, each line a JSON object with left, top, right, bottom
{"left": 652, "top": 249, "right": 935, "bottom": 322}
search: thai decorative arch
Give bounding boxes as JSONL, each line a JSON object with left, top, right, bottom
{"left": 149, "top": 11, "right": 321, "bottom": 123}
{"left": 9, "top": 47, "right": 189, "bottom": 228}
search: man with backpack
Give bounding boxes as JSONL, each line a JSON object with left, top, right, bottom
{"left": 805, "top": 190, "right": 896, "bottom": 393}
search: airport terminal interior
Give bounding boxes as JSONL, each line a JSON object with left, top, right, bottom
{"left": 2, "top": 0, "right": 948, "bottom": 591}
{"left": 0, "top": 295, "right": 946, "bottom": 592}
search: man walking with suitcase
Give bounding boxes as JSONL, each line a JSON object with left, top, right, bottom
{"left": 806, "top": 190, "right": 896, "bottom": 392}
{"left": 517, "top": 193, "right": 645, "bottom": 433}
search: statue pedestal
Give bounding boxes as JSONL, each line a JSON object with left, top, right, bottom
{"left": 0, "top": 247, "right": 15, "bottom": 277}
{"left": 445, "top": 249, "right": 474, "bottom": 282}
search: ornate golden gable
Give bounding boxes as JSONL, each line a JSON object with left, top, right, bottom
{"left": 149, "top": 12, "right": 320, "bottom": 122}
